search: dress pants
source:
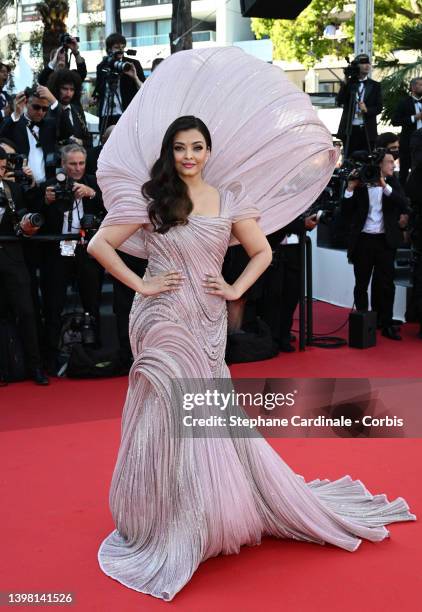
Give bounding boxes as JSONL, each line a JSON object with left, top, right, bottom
{"left": 112, "top": 250, "right": 147, "bottom": 364}
{"left": 42, "top": 243, "right": 104, "bottom": 357}
{"left": 352, "top": 233, "right": 396, "bottom": 327}
{"left": 260, "top": 244, "right": 301, "bottom": 344}
{"left": 0, "top": 245, "right": 43, "bottom": 371}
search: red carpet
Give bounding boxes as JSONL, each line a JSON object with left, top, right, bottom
{"left": 1, "top": 302, "right": 420, "bottom": 612}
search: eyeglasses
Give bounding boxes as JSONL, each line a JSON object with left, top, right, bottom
{"left": 31, "top": 104, "right": 49, "bottom": 112}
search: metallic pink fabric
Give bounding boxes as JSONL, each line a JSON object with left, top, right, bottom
{"left": 96, "top": 48, "right": 416, "bottom": 601}
{"left": 97, "top": 46, "right": 338, "bottom": 258}
{"left": 97, "top": 189, "right": 416, "bottom": 602}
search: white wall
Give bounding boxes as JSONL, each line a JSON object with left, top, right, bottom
{"left": 310, "top": 230, "right": 408, "bottom": 320}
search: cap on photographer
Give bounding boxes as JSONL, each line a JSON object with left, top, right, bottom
{"left": 0, "top": 147, "right": 49, "bottom": 385}
{"left": 41, "top": 144, "right": 105, "bottom": 371}
{"left": 336, "top": 54, "right": 383, "bottom": 157}
{"left": 340, "top": 149, "right": 409, "bottom": 340}
{"left": 93, "top": 32, "right": 146, "bottom": 134}
{"left": 0, "top": 86, "right": 72, "bottom": 183}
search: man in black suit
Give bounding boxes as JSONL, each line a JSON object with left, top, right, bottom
{"left": 391, "top": 77, "right": 422, "bottom": 186}
{"left": 38, "top": 71, "right": 92, "bottom": 149}
{"left": 0, "top": 148, "right": 48, "bottom": 384}
{"left": 259, "top": 215, "right": 318, "bottom": 352}
{"left": 93, "top": 32, "right": 145, "bottom": 134}
{"left": 41, "top": 144, "right": 105, "bottom": 371}
{"left": 336, "top": 54, "right": 383, "bottom": 157}
{"left": 0, "top": 62, "right": 12, "bottom": 125}
{"left": 340, "top": 149, "right": 409, "bottom": 340}
{"left": 0, "top": 87, "right": 71, "bottom": 183}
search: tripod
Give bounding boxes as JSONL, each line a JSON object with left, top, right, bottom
{"left": 99, "top": 73, "right": 123, "bottom": 141}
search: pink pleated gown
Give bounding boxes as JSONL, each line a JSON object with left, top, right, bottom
{"left": 97, "top": 188, "right": 416, "bottom": 601}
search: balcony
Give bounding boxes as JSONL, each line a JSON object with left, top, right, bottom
{"left": 82, "top": 0, "right": 170, "bottom": 9}
{"left": 79, "top": 30, "right": 216, "bottom": 52}
{"left": 120, "top": 0, "right": 171, "bottom": 6}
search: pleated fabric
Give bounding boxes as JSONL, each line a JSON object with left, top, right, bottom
{"left": 96, "top": 46, "right": 338, "bottom": 258}
{"left": 98, "top": 190, "right": 416, "bottom": 602}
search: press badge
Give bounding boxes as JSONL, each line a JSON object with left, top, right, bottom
{"left": 60, "top": 240, "right": 77, "bottom": 257}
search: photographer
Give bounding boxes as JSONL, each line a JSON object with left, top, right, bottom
{"left": 93, "top": 33, "right": 145, "bottom": 133}
{"left": 38, "top": 72, "right": 92, "bottom": 149}
{"left": 0, "top": 87, "right": 71, "bottom": 183}
{"left": 391, "top": 77, "right": 422, "bottom": 186}
{"left": 0, "top": 148, "right": 48, "bottom": 384}
{"left": 259, "top": 215, "right": 318, "bottom": 352}
{"left": 38, "top": 36, "right": 87, "bottom": 88}
{"left": 41, "top": 144, "right": 104, "bottom": 372}
{"left": 0, "top": 62, "right": 12, "bottom": 125}
{"left": 336, "top": 54, "right": 383, "bottom": 156}
{"left": 404, "top": 128, "right": 422, "bottom": 338}
{"left": 340, "top": 149, "right": 409, "bottom": 340}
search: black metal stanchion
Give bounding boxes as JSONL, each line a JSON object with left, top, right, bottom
{"left": 306, "top": 236, "right": 313, "bottom": 345}
{"left": 299, "top": 232, "right": 306, "bottom": 351}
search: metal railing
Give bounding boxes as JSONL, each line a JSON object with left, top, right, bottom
{"left": 79, "top": 30, "right": 216, "bottom": 52}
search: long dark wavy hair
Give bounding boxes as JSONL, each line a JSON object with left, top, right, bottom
{"left": 47, "top": 69, "right": 83, "bottom": 105}
{"left": 142, "top": 116, "right": 212, "bottom": 233}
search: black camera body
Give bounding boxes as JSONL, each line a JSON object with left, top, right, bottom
{"left": 53, "top": 168, "right": 74, "bottom": 211}
{"left": 343, "top": 59, "right": 361, "bottom": 83}
{"left": 103, "top": 49, "right": 137, "bottom": 77}
{"left": 59, "top": 32, "right": 80, "bottom": 48}
{"left": 0, "top": 186, "right": 44, "bottom": 236}
{"left": 347, "top": 149, "right": 384, "bottom": 186}
{"left": 6, "top": 153, "right": 32, "bottom": 189}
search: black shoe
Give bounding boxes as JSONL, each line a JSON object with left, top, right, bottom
{"left": 391, "top": 319, "right": 403, "bottom": 326}
{"left": 381, "top": 326, "right": 402, "bottom": 341}
{"left": 31, "top": 368, "right": 50, "bottom": 385}
{"left": 278, "top": 341, "right": 296, "bottom": 353}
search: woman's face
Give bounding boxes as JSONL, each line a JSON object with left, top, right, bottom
{"left": 172, "top": 129, "right": 209, "bottom": 179}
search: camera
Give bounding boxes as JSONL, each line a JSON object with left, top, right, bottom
{"left": 80, "top": 213, "right": 101, "bottom": 243}
{"left": 347, "top": 149, "right": 385, "bottom": 186}
{"left": 53, "top": 168, "right": 74, "bottom": 210}
{"left": 59, "top": 33, "right": 80, "bottom": 49}
{"left": 103, "top": 49, "right": 137, "bottom": 76}
{"left": 6, "top": 153, "right": 32, "bottom": 189}
{"left": 343, "top": 59, "right": 361, "bottom": 83}
{"left": 0, "top": 187, "right": 44, "bottom": 236}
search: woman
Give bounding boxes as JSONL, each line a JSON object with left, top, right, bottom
{"left": 88, "top": 112, "right": 416, "bottom": 602}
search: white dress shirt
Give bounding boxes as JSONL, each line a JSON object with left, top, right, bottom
{"left": 62, "top": 198, "right": 84, "bottom": 234}
{"left": 344, "top": 183, "right": 393, "bottom": 234}
{"left": 63, "top": 104, "right": 73, "bottom": 125}
{"left": 411, "top": 97, "right": 422, "bottom": 130}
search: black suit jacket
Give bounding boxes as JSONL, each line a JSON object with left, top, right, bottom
{"left": 391, "top": 95, "right": 421, "bottom": 146}
{"left": 50, "top": 103, "right": 92, "bottom": 148}
{"left": 0, "top": 115, "right": 71, "bottom": 180}
{"left": 336, "top": 78, "right": 383, "bottom": 142}
{"left": 94, "top": 57, "right": 145, "bottom": 116}
{"left": 340, "top": 175, "right": 409, "bottom": 260}
{"left": 0, "top": 179, "right": 43, "bottom": 257}
{"left": 0, "top": 90, "right": 12, "bottom": 126}
{"left": 40, "top": 173, "right": 104, "bottom": 236}
{"left": 38, "top": 61, "right": 87, "bottom": 87}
